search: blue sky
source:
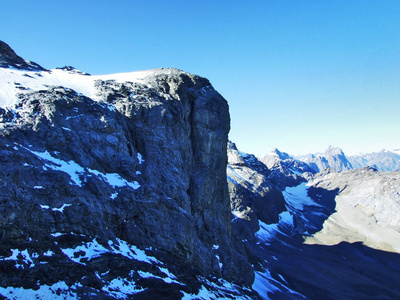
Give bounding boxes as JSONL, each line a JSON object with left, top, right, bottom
{"left": 2, "top": 1, "right": 400, "bottom": 156}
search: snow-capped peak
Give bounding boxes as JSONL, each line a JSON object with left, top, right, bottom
{"left": 325, "top": 145, "right": 344, "bottom": 156}
{"left": 0, "top": 65, "right": 185, "bottom": 109}
{"left": 269, "top": 148, "right": 291, "bottom": 160}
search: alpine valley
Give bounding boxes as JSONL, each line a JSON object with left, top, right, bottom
{"left": 1, "top": 41, "right": 400, "bottom": 299}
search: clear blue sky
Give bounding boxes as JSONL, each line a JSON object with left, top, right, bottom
{"left": 2, "top": 0, "right": 400, "bottom": 156}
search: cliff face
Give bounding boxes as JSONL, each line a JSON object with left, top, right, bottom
{"left": 0, "top": 42, "right": 255, "bottom": 298}
{"left": 227, "top": 142, "right": 287, "bottom": 240}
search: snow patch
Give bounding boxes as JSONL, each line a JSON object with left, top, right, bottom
{"left": 0, "top": 249, "right": 38, "bottom": 269}
{"left": 60, "top": 238, "right": 162, "bottom": 267}
{"left": 40, "top": 203, "right": 72, "bottom": 213}
{"left": 138, "top": 270, "right": 182, "bottom": 285}
{"left": 283, "top": 183, "right": 322, "bottom": 211}
{"left": 0, "top": 281, "right": 80, "bottom": 300}
{"left": 24, "top": 146, "right": 140, "bottom": 190}
{"left": 61, "top": 239, "right": 109, "bottom": 265}
{"left": 50, "top": 232, "right": 65, "bottom": 237}
{"left": 181, "top": 278, "right": 253, "bottom": 300}
{"left": 102, "top": 277, "right": 146, "bottom": 299}
{"left": 252, "top": 269, "right": 305, "bottom": 299}
{"left": 137, "top": 153, "right": 144, "bottom": 164}
{"left": 43, "top": 250, "right": 54, "bottom": 257}
{"left": 0, "top": 67, "right": 161, "bottom": 109}
{"left": 108, "top": 239, "right": 161, "bottom": 265}
{"left": 255, "top": 211, "right": 293, "bottom": 243}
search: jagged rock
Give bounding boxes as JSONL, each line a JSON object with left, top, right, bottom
{"left": 227, "top": 142, "right": 286, "bottom": 235}
{"left": 296, "top": 146, "right": 353, "bottom": 173}
{"left": 347, "top": 149, "right": 400, "bottom": 171}
{"left": 323, "top": 146, "right": 353, "bottom": 172}
{"left": 261, "top": 148, "right": 315, "bottom": 189}
{"left": 0, "top": 43, "right": 256, "bottom": 298}
{"left": 297, "top": 147, "right": 400, "bottom": 173}
{"left": 0, "top": 40, "right": 46, "bottom": 71}
{"left": 56, "top": 66, "right": 91, "bottom": 75}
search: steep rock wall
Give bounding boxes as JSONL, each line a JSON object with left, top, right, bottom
{"left": 0, "top": 60, "right": 254, "bottom": 296}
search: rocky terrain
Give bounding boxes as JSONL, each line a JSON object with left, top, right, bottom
{"left": 231, "top": 144, "right": 400, "bottom": 299}
{"left": 1, "top": 40, "right": 400, "bottom": 300}
{"left": 261, "top": 148, "right": 315, "bottom": 189}
{"left": 227, "top": 142, "right": 286, "bottom": 238}
{"left": 304, "top": 167, "right": 400, "bottom": 253}
{"left": 0, "top": 41, "right": 256, "bottom": 299}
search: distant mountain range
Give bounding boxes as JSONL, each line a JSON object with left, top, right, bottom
{"left": 262, "top": 145, "right": 400, "bottom": 174}
{"left": 229, "top": 142, "right": 400, "bottom": 299}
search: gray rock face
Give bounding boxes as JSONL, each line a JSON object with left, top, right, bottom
{"left": 0, "top": 43, "right": 256, "bottom": 298}
{"left": 0, "top": 40, "right": 45, "bottom": 71}
{"left": 297, "top": 146, "right": 400, "bottom": 173}
{"left": 227, "top": 142, "right": 286, "bottom": 237}
{"left": 239, "top": 157, "right": 400, "bottom": 299}
{"left": 261, "top": 148, "right": 315, "bottom": 189}
{"left": 305, "top": 167, "right": 400, "bottom": 252}
{"left": 323, "top": 146, "right": 353, "bottom": 172}
{"left": 297, "top": 152, "right": 330, "bottom": 173}
{"left": 296, "top": 146, "right": 353, "bottom": 173}
{"left": 347, "top": 149, "right": 400, "bottom": 171}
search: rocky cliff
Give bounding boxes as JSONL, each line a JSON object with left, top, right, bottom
{"left": 0, "top": 41, "right": 256, "bottom": 299}
{"left": 261, "top": 148, "right": 315, "bottom": 189}
{"left": 227, "top": 142, "right": 286, "bottom": 240}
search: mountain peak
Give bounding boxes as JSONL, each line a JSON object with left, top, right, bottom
{"left": 56, "top": 66, "right": 91, "bottom": 75}
{"left": 325, "top": 145, "right": 344, "bottom": 155}
{"left": 270, "top": 148, "right": 291, "bottom": 160}
{"left": 0, "top": 40, "right": 46, "bottom": 71}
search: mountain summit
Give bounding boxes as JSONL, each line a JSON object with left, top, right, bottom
{"left": 0, "top": 40, "right": 46, "bottom": 71}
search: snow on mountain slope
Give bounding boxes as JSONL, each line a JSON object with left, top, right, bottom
{"left": 0, "top": 66, "right": 183, "bottom": 108}
{"left": 0, "top": 41, "right": 258, "bottom": 299}
{"left": 247, "top": 166, "right": 400, "bottom": 299}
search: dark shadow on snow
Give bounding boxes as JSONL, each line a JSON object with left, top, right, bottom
{"left": 246, "top": 185, "right": 400, "bottom": 300}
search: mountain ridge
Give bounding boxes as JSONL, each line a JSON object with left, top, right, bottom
{"left": 263, "top": 146, "right": 400, "bottom": 173}
{"left": 2, "top": 40, "right": 400, "bottom": 299}
{"left": 0, "top": 40, "right": 46, "bottom": 71}
{"left": 0, "top": 41, "right": 258, "bottom": 299}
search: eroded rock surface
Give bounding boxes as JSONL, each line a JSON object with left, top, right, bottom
{"left": 0, "top": 41, "right": 256, "bottom": 298}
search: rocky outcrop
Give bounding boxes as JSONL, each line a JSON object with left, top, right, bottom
{"left": 323, "top": 146, "right": 353, "bottom": 172}
{"left": 227, "top": 142, "right": 286, "bottom": 240}
{"left": 0, "top": 40, "right": 45, "bottom": 71}
{"left": 261, "top": 148, "right": 315, "bottom": 189}
{"left": 0, "top": 42, "right": 256, "bottom": 298}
